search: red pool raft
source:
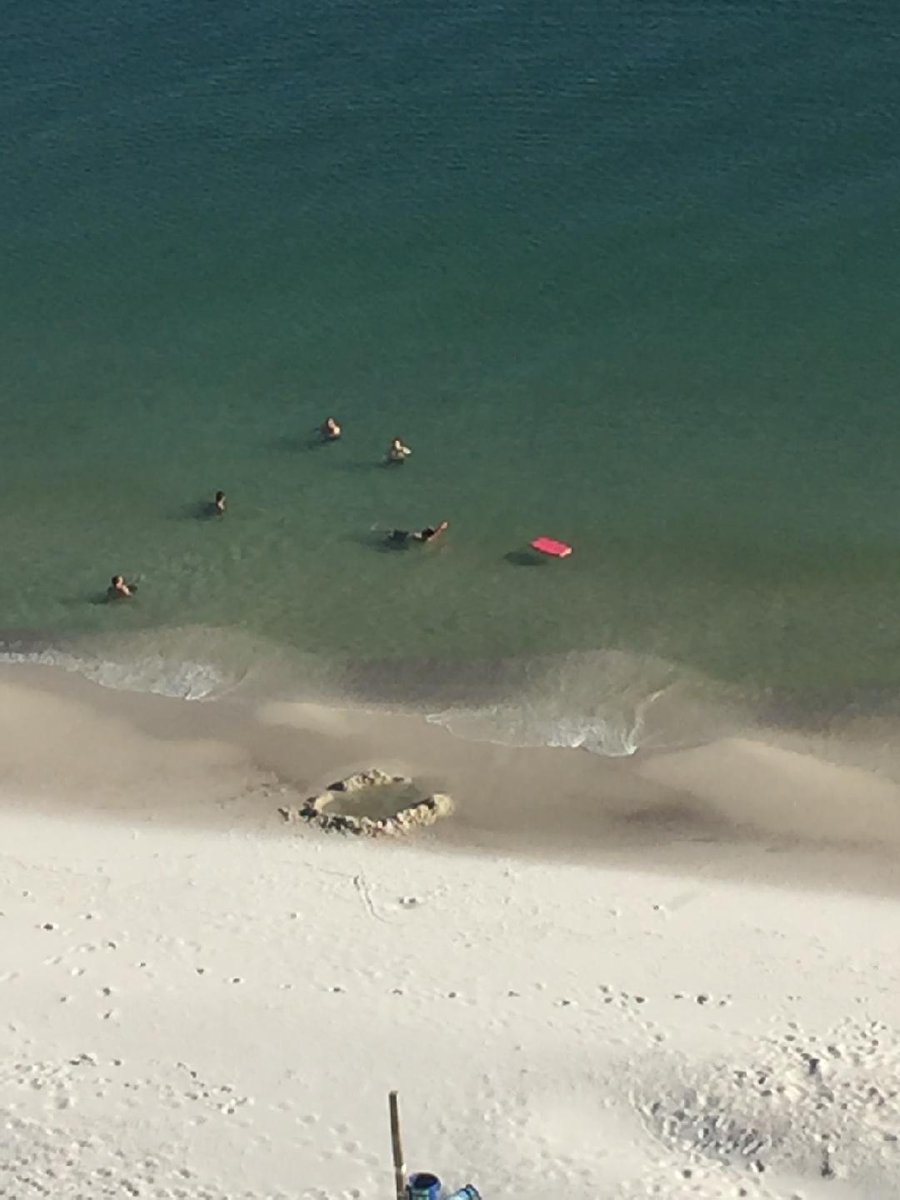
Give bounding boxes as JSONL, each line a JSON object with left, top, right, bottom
{"left": 530, "top": 537, "right": 573, "bottom": 558}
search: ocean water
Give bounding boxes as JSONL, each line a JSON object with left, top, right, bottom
{"left": 2, "top": 1, "right": 900, "bottom": 750}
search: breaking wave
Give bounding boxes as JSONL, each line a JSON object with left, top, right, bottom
{"left": 0, "top": 629, "right": 755, "bottom": 757}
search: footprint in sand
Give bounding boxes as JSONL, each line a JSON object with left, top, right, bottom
{"left": 594, "top": 984, "right": 647, "bottom": 1011}
{"left": 672, "top": 991, "right": 732, "bottom": 1007}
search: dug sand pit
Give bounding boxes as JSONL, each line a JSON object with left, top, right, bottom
{"left": 279, "top": 768, "right": 453, "bottom": 837}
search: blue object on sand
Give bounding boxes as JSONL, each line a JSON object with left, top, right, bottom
{"left": 446, "top": 1187, "right": 482, "bottom": 1200}
{"left": 407, "top": 1173, "right": 441, "bottom": 1200}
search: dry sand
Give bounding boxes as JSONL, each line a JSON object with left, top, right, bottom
{"left": 1, "top": 662, "right": 900, "bottom": 1199}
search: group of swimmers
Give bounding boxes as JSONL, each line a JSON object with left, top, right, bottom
{"left": 320, "top": 416, "right": 411, "bottom": 464}
{"left": 319, "top": 419, "right": 437, "bottom": 540}
{"left": 105, "top": 420, "right": 444, "bottom": 601}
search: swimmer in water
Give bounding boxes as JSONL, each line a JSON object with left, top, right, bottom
{"left": 321, "top": 416, "right": 342, "bottom": 441}
{"left": 213, "top": 490, "right": 226, "bottom": 515}
{"left": 414, "top": 521, "right": 448, "bottom": 542}
{"left": 107, "top": 574, "right": 137, "bottom": 600}
{"left": 387, "top": 436, "right": 411, "bottom": 463}
{"left": 388, "top": 521, "right": 448, "bottom": 546}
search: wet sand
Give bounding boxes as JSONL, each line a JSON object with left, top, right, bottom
{"left": 3, "top": 662, "right": 900, "bottom": 895}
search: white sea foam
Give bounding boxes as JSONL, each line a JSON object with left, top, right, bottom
{"left": 0, "top": 632, "right": 752, "bottom": 760}
{"left": 425, "top": 678, "right": 680, "bottom": 758}
{"left": 419, "top": 649, "right": 719, "bottom": 757}
{"left": 426, "top": 704, "right": 650, "bottom": 757}
{"left": 422, "top": 652, "right": 761, "bottom": 758}
{"left": 0, "top": 646, "right": 234, "bottom": 701}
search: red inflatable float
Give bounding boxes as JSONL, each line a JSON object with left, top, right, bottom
{"left": 530, "top": 537, "right": 573, "bottom": 558}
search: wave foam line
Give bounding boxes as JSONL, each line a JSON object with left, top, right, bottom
{"left": 0, "top": 646, "right": 234, "bottom": 701}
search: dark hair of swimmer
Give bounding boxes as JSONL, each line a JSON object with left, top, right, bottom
{"left": 108, "top": 575, "right": 136, "bottom": 599}
{"left": 416, "top": 520, "right": 449, "bottom": 542}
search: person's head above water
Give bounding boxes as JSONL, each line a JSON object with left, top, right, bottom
{"left": 322, "top": 416, "right": 341, "bottom": 439}
{"left": 388, "top": 436, "right": 411, "bottom": 460}
{"left": 108, "top": 574, "right": 135, "bottom": 598}
{"left": 214, "top": 490, "right": 226, "bottom": 512}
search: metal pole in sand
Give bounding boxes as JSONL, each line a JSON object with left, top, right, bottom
{"left": 389, "top": 1090, "right": 406, "bottom": 1200}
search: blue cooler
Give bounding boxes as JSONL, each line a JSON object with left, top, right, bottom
{"left": 407, "top": 1172, "right": 442, "bottom": 1200}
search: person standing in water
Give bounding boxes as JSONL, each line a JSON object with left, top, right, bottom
{"left": 213, "top": 490, "right": 226, "bottom": 515}
{"left": 387, "top": 436, "right": 411, "bottom": 463}
{"left": 107, "top": 574, "right": 137, "bottom": 599}
{"left": 320, "top": 416, "right": 342, "bottom": 441}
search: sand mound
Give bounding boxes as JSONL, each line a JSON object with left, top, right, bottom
{"left": 278, "top": 768, "right": 453, "bottom": 837}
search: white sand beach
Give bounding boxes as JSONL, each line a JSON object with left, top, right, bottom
{"left": 2, "top": 663, "right": 900, "bottom": 1199}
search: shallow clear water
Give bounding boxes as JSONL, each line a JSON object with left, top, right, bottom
{"left": 2, "top": 1, "right": 900, "bottom": 745}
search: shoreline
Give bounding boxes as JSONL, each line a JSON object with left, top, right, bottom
{"left": 3, "top": 659, "right": 900, "bottom": 898}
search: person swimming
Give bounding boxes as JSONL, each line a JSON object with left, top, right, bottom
{"left": 387, "top": 436, "right": 411, "bottom": 463}
{"left": 321, "top": 416, "right": 342, "bottom": 441}
{"left": 107, "top": 574, "right": 137, "bottom": 600}
{"left": 415, "top": 521, "right": 448, "bottom": 542}
{"left": 387, "top": 521, "right": 449, "bottom": 546}
{"left": 213, "top": 490, "right": 226, "bottom": 514}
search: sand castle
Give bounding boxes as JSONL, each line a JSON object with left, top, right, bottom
{"left": 278, "top": 768, "right": 453, "bottom": 837}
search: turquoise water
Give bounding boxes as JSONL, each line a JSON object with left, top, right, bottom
{"left": 2, "top": 2, "right": 900, "bottom": 744}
